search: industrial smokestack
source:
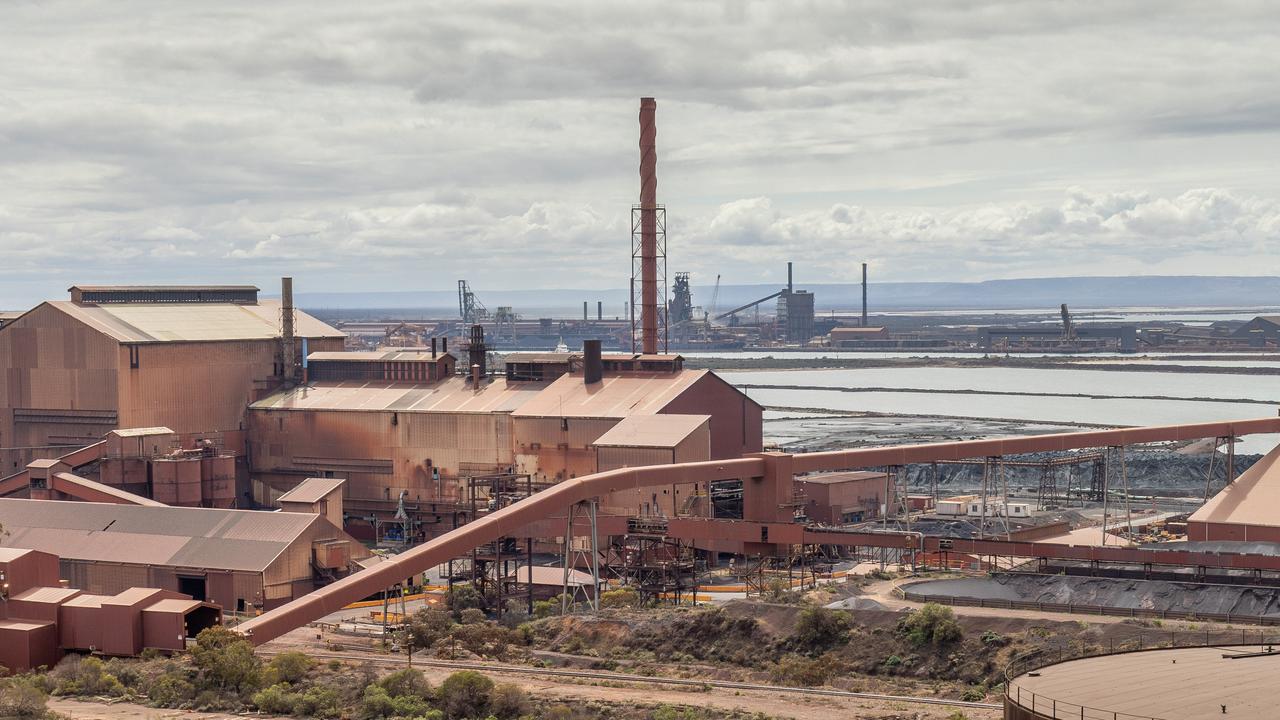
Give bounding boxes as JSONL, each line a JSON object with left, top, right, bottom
{"left": 431, "top": 336, "right": 438, "bottom": 359}
{"left": 597, "top": 301, "right": 603, "bottom": 321}
{"left": 639, "top": 97, "right": 658, "bottom": 355}
{"left": 861, "top": 263, "right": 868, "bottom": 327}
{"left": 281, "top": 277, "right": 297, "bottom": 383}
{"left": 583, "top": 339, "right": 603, "bottom": 384}
{"left": 468, "top": 325, "right": 486, "bottom": 379}
{"left": 787, "top": 262, "right": 793, "bottom": 293}
{"left": 583, "top": 301, "right": 589, "bottom": 322}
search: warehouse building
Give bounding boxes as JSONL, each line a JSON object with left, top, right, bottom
{"left": 247, "top": 350, "right": 763, "bottom": 533}
{"left": 0, "top": 548, "right": 220, "bottom": 673}
{"left": 0, "top": 284, "right": 344, "bottom": 475}
{"left": 0, "top": 497, "right": 371, "bottom": 611}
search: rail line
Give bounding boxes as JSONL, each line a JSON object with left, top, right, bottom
{"left": 260, "top": 648, "right": 1002, "bottom": 711}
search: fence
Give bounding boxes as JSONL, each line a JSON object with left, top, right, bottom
{"left": 1002, "top": 635, "right": 1280, "bottom": 720}
{"left": 897, "top": 586, "right": 1280, "bottom": 627}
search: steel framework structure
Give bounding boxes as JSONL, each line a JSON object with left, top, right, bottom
{"left": 630, "top": 205, "right": 667, "bottom": 354}
{"left": 236, "top": 417, "right": 1280, "bottom": 645}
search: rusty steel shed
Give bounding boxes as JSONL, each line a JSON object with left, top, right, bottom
{"left": 0, "top": 286, "right": 344, "bottom": 475}
{"left": 0, "top": 498, "right": 370, "bottom": 611}
{"left": 593, "top": 414, "right": 712, "bottom": 517}
{"left": 511, "top": 369, "right": 762, "bottom": 482}
{"left": 247, "top": 377, "right": 547, "bottom": 505}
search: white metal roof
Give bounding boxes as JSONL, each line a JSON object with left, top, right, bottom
{"left": 0, "top": 498, "right": 327, "bottom": 573}
{"left": 46, "top": 300, "right": 344, "bottom": 343}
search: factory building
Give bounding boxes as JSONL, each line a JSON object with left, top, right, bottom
{"left": 247, "top": 349, "right": 762, "bottom": 534}
{"left": 0, "top": 496, "right": 371, "bottom": 612}
{"left": 0, "top": 548, "right": 221, "bottom": 673}
{"left": 796, "top": 471, "right": 892, "bottom": 524}
{"left": 1187, "top": 442, "right": 1280, "bottom": 542}
{"left": 0, "top": 284, "right": 344, "bottom": 476}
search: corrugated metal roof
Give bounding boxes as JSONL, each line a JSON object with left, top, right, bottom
{"left": 110, "top": 427, "right": 174, "bottom": 437}
{"left": 0, "top": 619, "right": 54, "bottom": 632}
{"left": 9, "top": 586, "right": 81, "bottom": 604}
{"left": 0, "top": 498, "right": 323, "bottom": 572}
{"left": 277, "top": 478, "right": 345, "bottom": 505}
{"left": 308, "top": 350, "right": 451, "bottom": 362}
{"left": 104, "top": 587, "right": 168, "bottom": 607}
{"left": 504, "top": 565, "right": 593, "bottom": 586}
{"left": 0, "top": 547, "right": 37, "bottom": 562}
{"left": 251, "top": 377, "right": 546, "bottom": 415}
{"left": 798, "top": 471, "right": 889, "bottom": 486}
{"left": 1190, "top": 442, "right": 1280, "bottom": 528}
{"left": 45, "top": 300, "right": 344, "bottom": 343}
{"left": 144, "top": 598, "right": 203, "bottom": 614}
{"left": 511, "top": 370, "right": 708, "bottom": 419}
{"left": 54, "top": 473, "right": 167, "bottom": 506}
{"left": 63, "top": 594, "right": 108, "bottom": 608}
{"left": 69, "top": 285, "right": 260, "bottom": 292}
{"left": 593, "top": 415, "right": 710, "bottom": 449}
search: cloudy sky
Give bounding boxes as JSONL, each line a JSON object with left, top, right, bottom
{"left": 3, "top": 1, "right": 1280, "bottom": 307}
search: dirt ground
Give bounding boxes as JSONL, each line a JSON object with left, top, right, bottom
{"left": 51, "top": 681, "right": 1000, "bottom": 720}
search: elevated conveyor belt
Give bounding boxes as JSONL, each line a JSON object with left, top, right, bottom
{"left": 237, "top": 417, "right": 1280, "bottom": 645}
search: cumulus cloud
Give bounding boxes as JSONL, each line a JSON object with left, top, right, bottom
{"left": 1, "top": 1, "right": 1280, "bottom": 306}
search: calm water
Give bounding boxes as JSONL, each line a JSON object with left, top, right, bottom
{"left": 720, "top": 367, "right": 1280, "bottom": 402}
{"left": 722, "top": 367, "right": 1280, "bottom": 454}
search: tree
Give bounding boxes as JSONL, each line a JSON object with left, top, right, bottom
{"left": 190, "top": 626, "right": 262, "bottom": 692}
{"left": 792, "top": 607, "right": 852, "bottom": 653}
{"left": 898, "top": 603, "right": 964, "bottom": 647}
{"left": 265, "top": 651, "right": 313, "bottom": 685}
{"left": 0, "top": 677, "right": 53, "bottom": 719}
{"left": 488, "top": 683, "right": 529, "bottom": 719}
{"left": 403, "top": 608, "right": 455, "bottom": 650}
{"left": 445, "top": 584, "right": 485, "bottom": 614}
{"left": 438, "top": 671, "right": 494, "bottom": 719}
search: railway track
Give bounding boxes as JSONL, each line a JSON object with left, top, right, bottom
{"left": 261, "top": 648, "right": 1002, "bottom": 711}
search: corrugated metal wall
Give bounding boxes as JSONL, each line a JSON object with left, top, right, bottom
{"left": 0, "top": 305, "right": 120, "bottom": 472}
{"left": 248, "top": 407, "right": 515, "bottom": 502}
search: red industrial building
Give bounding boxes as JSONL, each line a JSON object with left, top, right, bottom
{"left": 1187, "top": 443, "right": 1280, "bottom": 541}
{"left": 0, "top": 548, "right": 220, "bottom": 673}
{"left": 796, "top": 471, "right": 892, "bottom": 524}
{"left": 0, "top": 283, "right": 343, "bottom": 477}
{"left": 0, "top": 495, "right": 371, "bottom": 612}
{"left": 248, "top": 349, "right": 763, "bottom": 536}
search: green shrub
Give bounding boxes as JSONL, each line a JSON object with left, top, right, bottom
{"left": 458, "top": 607, "right": 488, "bottom": 625}
{"left": 266, "top": 651, "right": 314, "bottom": 685}
{"left": 0, "top": 676, "right": 55, "bottom": 719}
{"left": 792, "top": 607, "right": 852, "bottom": 653}
{"left": 599, "top": 587, "right": 641, "bottom": 608}
{"left": 252, "top": 683, "right": 299, "bottom": 715}
{"left": 980, "top": 630, "right": 1008, "bottom": 647}
{"left": 959, "top": 684, "right": 987, "bottom": 702}
{"left": 488, "top": 682, "right": 529, "bottom": 719}
{"left": 49, "top": 656, "right": 127, "bottom": 697}
{"left": 190, "top": 626, "right": 262, "bottom": 693}
{"left": 897, "top": 603, "right": 964, "bottom": 647}
{"left": 359, "top": 685, "right": 396, "bottom": 719}
{"left": 376, "top": 668, "right": 431, "bottom": 699}
{"left": 146, "top": 670, "right": 196, "bottom": 707}
{"left": 449, "top": 623, "right": 513, "bottom": 658}
{"left": 769, "top": 653, "right": 845, "bottom": 687}
{"left": 293, "top": 685, "right": 342, "bottom": 718}
{"left": 403, "top": 609, "right": 455, "bottom": 650}
{"left": 446, "top": 584, "right": 485, "bottom": 614}
{"left": 439, "top": 670, "right": 494, "bottom": 719}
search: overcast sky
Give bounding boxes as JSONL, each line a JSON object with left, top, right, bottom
{"left": 3, "top": 1, "right": 1280, "bottom": 307}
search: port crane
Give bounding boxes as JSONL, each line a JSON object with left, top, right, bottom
{"left": 457, "top": 280, "right": 489, "bottom": 324}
